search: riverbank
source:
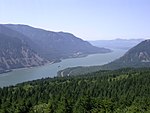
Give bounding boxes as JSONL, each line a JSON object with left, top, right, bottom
{"left": 0, "top": 52, "right": 109, "bottom": 75}
{"left": 0, "top": 49, "right": 126, "bottom": 87}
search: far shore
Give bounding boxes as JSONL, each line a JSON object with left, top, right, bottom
{"left": 0, "top": 51, "right": 112, "bottom": 75}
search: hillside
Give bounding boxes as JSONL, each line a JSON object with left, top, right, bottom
{"left": 0, "top": 68, "right": 150, "bottom": 112}
{"left": 4, "top": 24, "right": 111, "bottom": 60}
{"left": 0, "top": 24, "right": 111, "bottom": 74}
{"left": 0, "top": 25, "right": 47, "bottom": 73}
{"left": 57, "top": 66, "right": 101, "bottom": 77}
{"left": 101, "top": 39, "right": 150, "bottom": 70}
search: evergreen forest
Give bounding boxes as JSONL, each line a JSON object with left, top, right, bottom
{"left": 0, "top": 68, "right": 150, "bottom": 113}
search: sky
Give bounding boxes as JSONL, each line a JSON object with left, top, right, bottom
{"left": 0, "top": 0, "right": 150, "bottom": 40}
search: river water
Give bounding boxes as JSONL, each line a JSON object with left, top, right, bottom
{"left": 0, "top": 49, "right": 126, "bottom": 87}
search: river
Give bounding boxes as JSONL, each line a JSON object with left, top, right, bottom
{"left": 0, "top": 49, "right": 126, "bottom": 87}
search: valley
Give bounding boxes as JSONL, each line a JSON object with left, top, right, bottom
{"left": 0, "top": 49, "right": 126, "bottom": 87}
{"left": 1, "top": 1, "right": 150, "bottom": 112}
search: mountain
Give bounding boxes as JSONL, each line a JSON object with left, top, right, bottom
{"left": 0, "top": 24, "right": 111, "bottom": 74}
{"left": 90, "top": 38, "right": 144, "bottom": 50}
{"left": 102, "top": 39, "right": 150, "bottom": 69}
{"left": 4, "top": 24, "right": 111, "bottom": 61}
{"left": 0, "top": 25, "right": 47, "bottom": 73}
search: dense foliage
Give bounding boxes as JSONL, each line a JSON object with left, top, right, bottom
{"left": 0, "top": 68, "right": 150, "bottom": 113}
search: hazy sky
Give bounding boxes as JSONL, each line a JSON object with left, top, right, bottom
{"left": 0, "top": 0, "right": 150, "bottom": 40}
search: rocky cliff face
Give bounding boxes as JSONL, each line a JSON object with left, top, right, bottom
{"left": 0, "top": 25, "right": 47, "bottom": 73}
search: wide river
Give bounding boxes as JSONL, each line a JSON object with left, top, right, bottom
{"left": 0, "top": 49, "right": 126, "bottom": 87}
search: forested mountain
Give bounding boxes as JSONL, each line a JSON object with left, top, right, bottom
{"left": 90, "top": 38, "right": 143, "bottom": 50}
{"left": 4, "top": 24, "right": 111, "bottom": 60}
{"left": 0, "top": 25, "right": 47, "bottom": 73}
{"left": 102, "top": 39, "right": 150, "bottom": 69}
{"left": 0, "top": 68, "right": 150, "bottom": 113}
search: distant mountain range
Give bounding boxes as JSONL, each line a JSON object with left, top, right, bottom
{"left": 58, "top": 39, "right": 150, "bottom": 76}
{"left": 90, "top": 38, "right": 144, "bottom": 50}
{"left": 0, "top": 24, "right": 110, "bottom": 74}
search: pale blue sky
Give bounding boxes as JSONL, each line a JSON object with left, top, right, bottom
{"left": 0, "top": 0, "right": 150, "bottom": 40}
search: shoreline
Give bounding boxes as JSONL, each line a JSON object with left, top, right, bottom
{"left": 0, "top": 49, "right": 127, "bottom": 87}
{"left": 0, "top": 51, "right": 112, "bottom": 76}
{"left": 0, "top": 61, "right": 54, "bottom": 76}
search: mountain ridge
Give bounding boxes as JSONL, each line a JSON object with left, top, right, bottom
{"left": 4, "top": 24, "right": 111, "bottom": 60}
{"left": 0, "top": 24, "right": 111, "bottom": 74}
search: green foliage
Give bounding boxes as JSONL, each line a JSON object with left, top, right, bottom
{"left": 0, "top": 68, "right": 150, "bottom": 113}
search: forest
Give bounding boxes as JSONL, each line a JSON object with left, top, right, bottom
{"left": 0, "top": 68, "right": 150, "bottom": 113}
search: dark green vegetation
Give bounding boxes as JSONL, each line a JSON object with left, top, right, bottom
{"left": 58, "top": 39, "right": 150, "bottom": 76}
{"left": 57, "top": 66, "right": 101, "bottom": 77}
{"left": 1, "top": 68, "right": 150, "bottom": 113}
